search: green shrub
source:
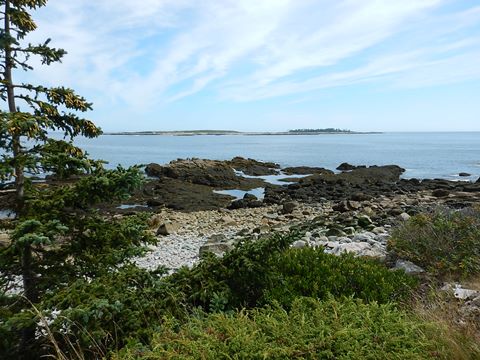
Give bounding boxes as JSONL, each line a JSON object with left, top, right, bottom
{"left": 38, "top": 265, "right": 187, "bottom": 358}
{"left": 116, "top": 297, "right": 450, "bottom": 360}
{"left": 389, "top": 207, "right": 480, "bottom": 279}
{"left": 170, "top": 232, "right": 296, "bottom": 311}
{"left": 264, "top": 247, "right": 417, "bottom": 308}
{"left": 172, "top": 233, "right": 416, "bottom": 312}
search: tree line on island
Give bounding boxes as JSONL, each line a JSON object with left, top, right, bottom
{"left": 288, "top": 128, "right": 353, "bottom": 133}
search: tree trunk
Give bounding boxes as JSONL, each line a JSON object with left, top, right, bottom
{"left": 3, "top": 0, "right": 25, "bottom": 209}
{"left": 4, "top": 1, "right": 37, "bottom": 358}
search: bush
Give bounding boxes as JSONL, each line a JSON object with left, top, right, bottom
{"left": 116, "top": 297, "right": 451, "bottom": 360}
{"left": 36, "top": 266, "right": 187, "bottom": 358}
{"left": 264, "top": 247, "right": 417, "bottom": 308}
{"left": 389, "top": 207, "right": 480, "bottom": 279}
{"left": 172, "top": 233, "right": 416, "bottom": 312}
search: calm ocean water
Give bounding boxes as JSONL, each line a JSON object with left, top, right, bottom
{"left": 73, "top": 132, "right": 480, "bottom": 181}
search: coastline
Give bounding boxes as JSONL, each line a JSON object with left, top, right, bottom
{"left": 103, "top": 130, "right": 382, "bottom": 136}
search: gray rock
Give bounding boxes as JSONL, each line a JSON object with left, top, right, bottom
{"left": 352, "top": 233, "right": 372, "bottom": 242}
{"left": 0, "top": 232, "right": 10, "bottom": 248}
{"left": 208, "top": 234, "right": 228, "bottom": 242}
{"left": 454, "top": 285, "right": 480, "bottom": 300}
{"left": 243, "top": 193, "right": 258, "bottom": 201}
{"left": 459, "top": 172, "right": 471, "bottom": 177}
{"left": 343, "top": 226, "right": 355, "bottom": 236}
{"left": 282, "top": 201, "right": 297, "bottom": 214}
{"left": 156, "top": 222, "right": 180, "bottom": 236}
{"left": 199, "top": 242, "right": 232, "bottom": 257}
{"left": 357, "top": 215, "right": 373, "bottom": 228}
{"left": 374, "top": 234, "right": 390, "bottom": 244}
{"left": 398, "top": 212, "right": 411, "bottom": 222}
{"left": 394, "top": 260, "right": 425, "bottom": 275}
{"left": 263, "top": 213, "right": 279, "bottom": 220}
{"left": 326, "top": 228, "right": 346, "bottom": 237}
{"left": 328, "top": 242, "right": 386, "bottom": 260}
{"left": 432, "top": 189, "right": 449, "bottom": 198}
{"left": 292, "top": 240, "right": 307, "bottom": 249}
{"left": 317, "top": 235, "right": 329, "bottom": 242}
{"left": 372, "top": 227, "right": 386, "bottom": 235}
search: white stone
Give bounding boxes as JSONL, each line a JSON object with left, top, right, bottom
{"left": 292, "top": 240, "right": 307, "bottom": 249}
{"left": 394, "top": 260, "right": 425, "bottom": 275}
{"left": 398, "top": 212, "right": 411, "bottom": 221}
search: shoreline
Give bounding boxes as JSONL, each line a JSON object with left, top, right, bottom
{"left": 103, "top": 131, "right": 382, "bottom": 136}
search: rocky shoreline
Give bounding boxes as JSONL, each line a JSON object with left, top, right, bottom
{"left": 101, "top": 156, "right": 479, "bottom": 274}
{"left": 2, "top": 156, "right": 479, "bottom": 318}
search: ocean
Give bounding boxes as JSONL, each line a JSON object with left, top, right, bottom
{"left": 74, "top": 132, "right": 480, "bottom": 181}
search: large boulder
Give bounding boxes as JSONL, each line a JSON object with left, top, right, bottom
{"left": 228, "top": 157, "right": 280, "bottom": 176}
{"left": 282, "top": 166, "right": 333, "bottom": 176}
{"left": 336, "top": 162, "right": 360, "bottom": 171}
{"left": 146, "top": 159, "right": 265, "bottom": 189}
{"left": 156, "top": 222, "right": 180, "bottom": 236}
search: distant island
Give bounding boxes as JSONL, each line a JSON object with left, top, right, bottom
{"left": 105, "top": 129, "right": 380, "bottom": 136}
{"left": 289, "top": 128, "right": 352, "bottom": 133}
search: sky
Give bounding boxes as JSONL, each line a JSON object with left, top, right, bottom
{"left": 18, "top": 0, "right": 480, "bottom": 132}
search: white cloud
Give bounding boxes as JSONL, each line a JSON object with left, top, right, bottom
{"left": 20, "top": 0, "right": 480, "bottom": 110}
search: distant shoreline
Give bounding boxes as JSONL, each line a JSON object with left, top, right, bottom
{"left": 103, "top": 130, "right": 382, "bottom": 136}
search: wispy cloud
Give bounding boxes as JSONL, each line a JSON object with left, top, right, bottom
{"left": 25, "top": 0, "right": 480, "bottom": 110}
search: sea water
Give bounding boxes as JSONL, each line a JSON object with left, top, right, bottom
{"left": 72, "top": 132, "right": 480, "bottom": 181}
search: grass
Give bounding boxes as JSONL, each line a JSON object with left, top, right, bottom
{"left": 389, "top": 207, "right": 480, "bottom": 280}
{"left": 115, "top": 297, "right": 459, "bottom": 360}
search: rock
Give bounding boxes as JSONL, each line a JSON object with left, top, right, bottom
{"left": 351, "top": 192, "right": 371, "bottom": 201}
{"left": 282, "top": 166, "right": 333, "bottom": 176}
{"left": 292, "top": 240, "right": 307, "bottom": 249}
{"left": 263, "top": 213, "right": 278, "bottom": 220}
{"left": 332, "top": 201, "right": 349, "bottom": 213}
{"left": 336, "top": 162, "right": 358, "bottom": 171}
{"left": 253, "top": 225, "right": 270, "bottom": 234}
{"left": 372, "top": 227, "right": 386, "bottom": 235}
{"left": 0, "top": 232, "right": 10, "bottom": 248}
{"left": 397, "top": 212, "right": 411, "bottom": 222}
{"left": 145, "top": 163, "right": 165, "bottom": 177}
{"left": 281, "top": 201, "right": 297, "bottom": 214}
{"left": 432, "top": 189, "right": 449, "bottom": 198}
{"left": 357, "top": 215, "right": 373, "bottom": 228}
{"left": 394, "top": 260, "right": 425, "bottom": 275}
{"left": 146, "top": 198, "right": 164, "bottom": 207}
{"left": 243, "top": 193, "right": 258, "bottom": 201}
{"left": 374, "top": 234, "right": 390, "bottom": 244}
{"left": 228, "top": 199, "right": 263, "bottom": 210}
{"left": 199, "top": 242, "right": 232, "bottom": 257}
{"left": 326, "top": 228, "right": 347, "bottom": 237}
{"left": 156, "top": 222, "right": 180, "bottom": 236}
{"left": 148, "top": 158, "right": 265, "bottom": 189}
{"left": 228, "top": 157, "right": 280, "bottom": 176}
{"left": 453, "top": 285, "right": 480, "bottom": 300}
{"left": 459, "top": 172, "right": 471, "bottom": 177}
{"left": 343, "top": 227, "right": 355, "bottom": 236}
{"left": 347, "top": 200, "right": 361, "bottom": 210}
{"left": 208, "top": 234, "right": 227, "bottom": 242}
{"left": 327, "top": 242, "right": 386, "bottom": 260}
{"left": 352, "top": 233, "right": 372, "bottom": 242}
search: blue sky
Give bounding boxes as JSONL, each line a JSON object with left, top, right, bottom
{"left": 22, "top": 0, "right": 480, "bottom": 132}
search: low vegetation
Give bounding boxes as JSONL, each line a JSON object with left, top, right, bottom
{"left": 389, "top": 207, "right": 480, "bottom": 280}
{"left": 116, "top": 297, "right": 451, "bottom": 360}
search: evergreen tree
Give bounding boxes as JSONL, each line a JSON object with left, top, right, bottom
{"left": 0, "top": 1, "right": 147, "bottom": 358}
